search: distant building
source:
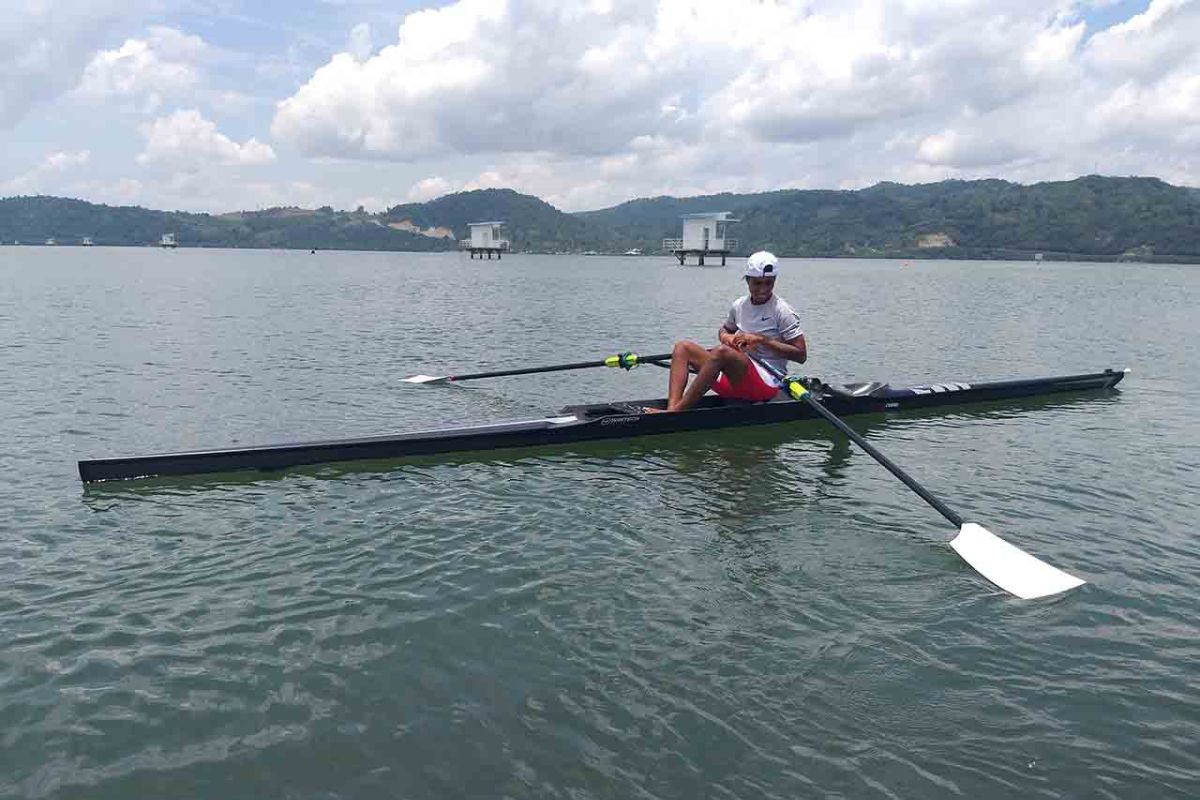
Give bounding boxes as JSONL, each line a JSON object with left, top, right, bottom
{"left": 160, "top": 233, "right": 177, "bottom": 248}
{"left": 459, "top": 221, "right": 509, "bottom": 259}
{"left": 663, "top": 212, "right": 739, "bottom": 265}
{"left": 1034, "top": 252, "right": 1044, "bottom": 262}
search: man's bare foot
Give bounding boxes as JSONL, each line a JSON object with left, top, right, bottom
{"left": 642, "top": 406, "right": 670, "bottom": 414}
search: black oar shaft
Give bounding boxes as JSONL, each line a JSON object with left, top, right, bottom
{"left": 800, "top": 390, "right": 962, "bottom": 527}
{"left": 448, "top": 353, "right": 672, "bottom": 382}
{"left": 752, "top": 356, "right": 963, "bottom": 528}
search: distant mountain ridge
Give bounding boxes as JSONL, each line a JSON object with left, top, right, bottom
{"left": 382, "top": 188, "right": 610, "bottom": 252}
{"left": 575, "top": 190, "right": 801, "bottom": 240}
{"left": 582, "top": 176, "right": 1200, "bottom": 261}
{"left": 0, "top": 196, "right": 451, "bottom": 251}
{"left": 3, "top": 176, "right": 1198, "bottom": 261}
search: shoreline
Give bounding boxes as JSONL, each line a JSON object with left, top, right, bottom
{"left": 3, "top": 242, "right": 1197, "bottom": 264}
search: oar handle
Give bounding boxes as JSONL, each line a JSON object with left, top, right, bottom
{"left": 752, "top": 355, "right": 963, "bottom": 528}
{"left": 447, "top": 352, "right": 672, "bottom": 382}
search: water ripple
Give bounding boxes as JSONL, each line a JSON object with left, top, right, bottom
{"left": 1, "top": 252, "right": 1198, "bottom": 798}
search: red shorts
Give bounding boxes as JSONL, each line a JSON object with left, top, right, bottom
{"left": 712, "top": 362, "right": 780, "bottom": 402}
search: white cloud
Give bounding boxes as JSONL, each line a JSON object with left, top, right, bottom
{"left": 0, "top": 1, "right": 151, "bottom": 128}
{"left": 138, "top": 109, "right": 276, "bottom": 169}
{"left": 271, "top": 0, "right": 1097, "bottom": 160}
{"left": 463, "top": 170, "right": 507, "bottom": 191}
{"left": 7, "top": 1, "right": 1197, "bottom": 216}
{"left": 130, "top": 172, "right": 323, "bottom": 212}
{"left": 271, "top": 0, "right": 695, "bottom": 160}
{"left": 354, "top": 194, "right": 397, "bottom": 212}
{"left": 915, "top": 130, "right": 1028, "bottom": 169}
{"left": 76, "top": 26, "right": 208, "bottom": 112}
{"left": 2, "top": 150, "right": 91, "bottom": 196}
{"left": 407, "top": 176, "right": 452, "bottom": 201}
{"left": 1084, "top": 0, "right": 1197, "bottom": 82}
{"left": 44, "top": 151, "right": 92, "bottom": 171}
{"left": 100, "top": 177, "right": 145, "bottom": 205}
{"left": 263, "top": 0, "right": 1200, "bottom": 210}
{"left": 348, "top": 22, "right": 373, "bottom": 62}
{"left": 66, "top": 177, "right": 146, "bottom": 206}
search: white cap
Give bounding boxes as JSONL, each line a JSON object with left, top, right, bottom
{"left": 745, "top": 250, "right": 779, "bottom": 278}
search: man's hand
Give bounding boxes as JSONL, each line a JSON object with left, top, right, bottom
{"left": 731, "top": 331, "right": 766, "bottom": 350}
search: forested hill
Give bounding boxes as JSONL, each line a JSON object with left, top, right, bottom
{"left": 0, "top": 196, "right": 453, "bottom": 251}
{"left": 581, "top": 176, "right": 1200, "bottom": 261}
{"left": 380, "top": 189, "right": 610, "bottom": 252}
{"left": 0, "top": 189, "right": 611, "bottom": 253}
{"left": 3, "top": 176, "right": 1198, "bottom": 261}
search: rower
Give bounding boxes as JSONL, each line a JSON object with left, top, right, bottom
{"left": 646, "top": 251, "right": 806, "bottom": 412}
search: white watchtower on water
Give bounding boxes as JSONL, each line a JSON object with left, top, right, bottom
{"left": 460, "top": 221, "right": 510, "bottom": 259}
{"left": 663, "top": 211, "right": 739, "bottom": 265}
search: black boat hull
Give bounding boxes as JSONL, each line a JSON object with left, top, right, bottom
{"left": 78, "top": 368, "right": 1127, "bottom": 483}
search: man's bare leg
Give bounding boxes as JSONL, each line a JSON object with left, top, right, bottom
{"left": 666, "top": 340, "right": 710, "bottom": 408}
{"left": 670, "top": 344, "right": 750, "bottom": 411}
{"left": 645, "top": 341, "right": 751, "bottom": 413}
{"left": 644, "top": 340, "right": 707, "bottom": 413}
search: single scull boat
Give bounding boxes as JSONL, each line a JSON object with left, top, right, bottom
{"left": 78, "top": 367, "right": 1125, "bottom": 483}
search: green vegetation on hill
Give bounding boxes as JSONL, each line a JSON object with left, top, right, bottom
{"left": 583, "top": 176, "right": 1200, "bottom": 261}
{"left": 574, "top": 190, "right": 797, "bottom": 242}
{"left": 383, "top": 188, "right": 609, "bottom": 252}
{"left": 0, "top": 196, "right": 451, "bottom": 251}
{"left": 2, "top": 176, "right": 1198, "bottom": 261}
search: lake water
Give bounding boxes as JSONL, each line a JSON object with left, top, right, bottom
{"left": 1, "top": 247, "right": 1197, "bottom": 798}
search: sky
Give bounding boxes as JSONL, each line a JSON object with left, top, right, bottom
{"left": 1, "top": 0, "right": 1196, "bottom": 213}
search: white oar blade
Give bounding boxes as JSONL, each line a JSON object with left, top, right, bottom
{"left": 950, "top": 523, "right": 1085, "bottom": 600}
{"left": 402, "top": 374, "right": 449, "bottom": 384}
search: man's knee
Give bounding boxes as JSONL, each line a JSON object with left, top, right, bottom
{"left": 712, "top": 344, "right": 739, "bottom": 363}
{"left": 673, "top": 339, "right": 707, "bottom": 360}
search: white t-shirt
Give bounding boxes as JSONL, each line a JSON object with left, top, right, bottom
{"left": 724, "top": 294, "right": 804, "bottom": 385}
